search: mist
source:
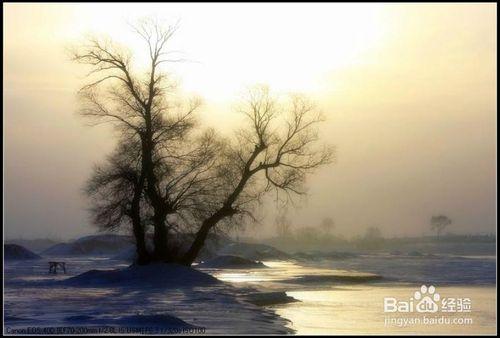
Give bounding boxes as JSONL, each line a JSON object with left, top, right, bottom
{"left": 4, "top": 3, "right": 496, "bottom": 240}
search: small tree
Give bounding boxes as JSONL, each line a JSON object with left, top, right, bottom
{"left": 364, "top": 226, "right": 382, "bottom": 240}
{"left": 320, "top": 217, "right": 335, "bottom": 236}
{"left": 430, "top": 215, "right": 452, "bottom": 239}
{"left": 180, "top": 86, "right": 334, "bottom": 265}
{"left": 275, "top": 212, "right": 293, "bottom": 238}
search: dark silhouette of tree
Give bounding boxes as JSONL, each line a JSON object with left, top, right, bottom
{"left": 85, "top": 139, "right": 151, "bottom": 264}
{"left": 275, "top": 212, "right": 293, "bottom": 238}
{"left": 320, "top": 217, "right": 335, "bottom": 235}
{"left": 364, "top": 226, "right": 382, "bottom": 240}
{"left": 74, "top": 22, "right": 333, "bottom": 266}
{"left": 73, "top": 19, "right": 206, "bottom": 262}
{"left": 430, "top": 215, "right": 452, "bottom": 239}
{"left": 181, "top": 86, "right": 334, "bottom": 265}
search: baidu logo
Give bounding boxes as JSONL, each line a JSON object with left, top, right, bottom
{"left": 414, "top": 285, "right": 440, "bottom": 313}
{"left": 384, "top": 285, "right": 450, "bottom": 313}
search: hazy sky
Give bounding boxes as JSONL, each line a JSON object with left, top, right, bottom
{"left": 4, "top": 3, "right": 497, "bottom": 239}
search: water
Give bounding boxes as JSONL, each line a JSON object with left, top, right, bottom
{"left": 210, "top": 254, "right": 496, "bottom": 334}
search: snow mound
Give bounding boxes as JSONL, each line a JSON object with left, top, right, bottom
{"left": 218, "top": 242, "right": 290, "bottom": 261}
{"left": 111, "top": 247, "right": 136, "bottom": 261}
{"left": 4, "top": 244, "right": 41, "bottom": 260}
{"left": 407, "top": 250, "right": 424, "bottom": 257}
{"left": 244, "top": 291, "right": 298, "bottom": 306}
{"left": 62, "top": 263, "right": 221, "bottom": 288}
{"left": 43, "top": 234, "right": 134, "bottom": 256}
{"left": 199, "top": 255, "right": 267, "bottom": 269}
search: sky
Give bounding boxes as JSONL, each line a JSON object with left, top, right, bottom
{"left": 3, "top": 3, "right": 497, "bottom": 239}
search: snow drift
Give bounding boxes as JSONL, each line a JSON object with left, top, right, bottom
{"left": 4, "top": 244, "right": 41, "bottom": 260}
{"left": 243, "top": 291, "right": 298, "bottom": 306}
{"left": 43, "top": 234, "right": 134, "bottom": 256}
{"left": 62, "top": 263, "right": 220, "bottom": 288}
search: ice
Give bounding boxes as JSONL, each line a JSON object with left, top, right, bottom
{"left": 243, "top": 291, "right": 298, "bottom": 306}
{"left": 3, "top": 241, "right": 496, "bottom": 334}
{"left": 218, "top": 242, "right": 291, "bottom": 261}
{"left": 198, "top": 255, "right": 268, "bottom": 269}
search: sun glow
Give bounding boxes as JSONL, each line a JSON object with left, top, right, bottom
{"left": 60, "top": 3, "right": 386, "bottom": 99}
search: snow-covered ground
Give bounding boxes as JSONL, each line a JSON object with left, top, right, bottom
{"left": 3, "top": 251, "right": 496, "bottom": 334}
{"left": 4, "top": 257, "right": 291, "bottom": 334}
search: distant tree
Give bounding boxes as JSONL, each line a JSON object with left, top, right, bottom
{"left": 295, "top": 226, "right": 321, "bottom": 244}
{"left": 320, "top": 217, "right": 335, "bottom": 235}
{"left": 364, "top": 226, "right": 382, "bottom": 240}
{"left": 430, "top": 215, "right": 452, "bottom": 239}
{"left": 275, "top": 212, "right": 293, "bottom": 238}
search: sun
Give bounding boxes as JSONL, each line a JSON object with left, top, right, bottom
{"left": 63, "top": 3, "right": 386, "bottom": 100}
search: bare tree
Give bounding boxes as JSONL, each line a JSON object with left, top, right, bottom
{"left": 430, "top": 215, "right": 452, "bottom": 239}
{"left": 364, "top": 226, "right": 382, "bottom": 240}
{"left": 275, "top": 212, "right": 293, "bottom": 238}
{"left": 320, "top": 217, "right": 335, "bottom": 236}
{"left": 181, "top": 86, "right": 334, "bottom": 265}
{"left": 73, "top": 19, "right": 201, "bottom": 261}
{"left": 85, "top": 139, "right": 151, "bottom": 264}
{"left": 74, "top": 23, "right": 334, "bottom": 266}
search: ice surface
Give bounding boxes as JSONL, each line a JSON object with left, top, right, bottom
{"left": 198, "top": 255, "right": 268, "bottom": 269}
{"left": 3, "top": 243, "right": 496, "bottom": 334}
{"left": 218, "top": 242, "right": 291, "bottom": 260}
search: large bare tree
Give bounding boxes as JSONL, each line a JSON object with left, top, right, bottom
{"left": 75, "top": 22, "right": 333, "bottom": 266}
{"left": 85, "top": 138, "right": 151, "bottom": 264}
{"left": 73, "top": 19, "right": 202, "bottom": 261}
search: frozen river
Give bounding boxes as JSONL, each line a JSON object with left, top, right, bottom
{"left": 4, "top": 253, "right": 496, "bottom": 334}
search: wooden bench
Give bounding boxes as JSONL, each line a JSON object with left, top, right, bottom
{"left": 48, "top": 261, "right": 66, "bottom": 274}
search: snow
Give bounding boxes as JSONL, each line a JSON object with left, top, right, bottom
{"left": 218, "top": 242, "right": 291, "bottom": 261}
{"left": 199, "top": 255, "right": 267, "bottom": 269}
{"left": 4, "top": 244, "right": 41, "bottom": 260}
{"left": 294, "top": 250, "right": 359, "bottom": 261}
{"left": 3, "top": 240, "right": 496, "bottom": 334}
{"left": 4, "top": 258, "right": 292, "bottom": 334}
{"left": 42, "top": 234, "right": 134, "bottom": 256}
{"left": 243, "top": 291, "right": 298, "bottom": 306}
{"left": 110, "top": 247, "right": 136, "bottom": 261}
{"left": 62, "top": 263, "right": 220, "bottom": 288}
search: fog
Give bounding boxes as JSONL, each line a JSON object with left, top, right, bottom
{"left": 4, "top": 3, "right": 496, "bottom": 240}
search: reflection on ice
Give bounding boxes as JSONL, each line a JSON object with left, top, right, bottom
{"left": 210, "top": 260, "right": 380, "bottom": 287}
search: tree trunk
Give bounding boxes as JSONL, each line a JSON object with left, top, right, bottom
{"left": 130, "top": 172, "right": 150, "bottom": 265}
{"left": 180, "top": 208, "right": 234, "bottom": 266}
{"left": 180, "top": 151, "right": 259, "bottom": 266}
{"left": 131, "top": 214, "right": 150, "bottom": 265}
{"left": 152, "top": 210, "right": 170, "bottom": 261}
{"left": 141, "top": 135, "right": 171, "bottom": 261}
{"left": 180, "top": 220, "right": 212, "bottom": 266}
